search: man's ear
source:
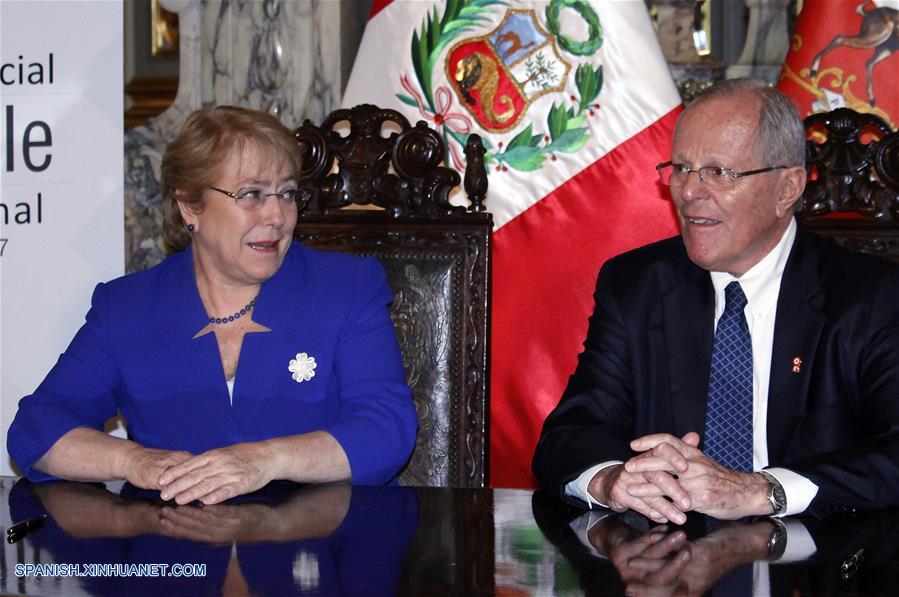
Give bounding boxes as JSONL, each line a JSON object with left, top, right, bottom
{"left": 775, "top": 166, "right": 807, "bottom": 218}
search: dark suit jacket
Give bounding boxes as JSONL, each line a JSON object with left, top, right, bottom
{"left": 533, "top": 226, "right": 899, "bottom": 517}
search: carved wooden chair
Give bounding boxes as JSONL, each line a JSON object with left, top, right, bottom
{"left": 798, "top": 107, "right": 899, "bottom": 261}
{"left": 293, "top": 104, "right": 491, "bottom": 487}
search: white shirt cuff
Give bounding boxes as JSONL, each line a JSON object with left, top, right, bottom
{"left": 764, "top": 467, "right": 819, "bottom": 517}
{"left": 564, "top": 461, "right": 623, "bottom": 508}
{"left": 568, "top": 511, "right": 613, "bottom": 558}
{"left": 778, "top": 518, "right": 818, "bottom": 563}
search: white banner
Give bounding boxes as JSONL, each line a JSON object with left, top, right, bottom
{"left": 1, "top": 0, "right": 124, "bottom": 475}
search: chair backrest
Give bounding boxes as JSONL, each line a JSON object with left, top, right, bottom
{"left": 293, "top": 104, "right": 491, "bottom": 487}
{"left": 799, "top": 107, "right": 899, "bottom": 261}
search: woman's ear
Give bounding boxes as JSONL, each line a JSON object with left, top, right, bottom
{"left": 176, "top": 190, "right": 200, "bottom": 228}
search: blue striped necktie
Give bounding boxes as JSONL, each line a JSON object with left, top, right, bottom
{"left": 703, "top": 281, "right": 753, "bottom": 471}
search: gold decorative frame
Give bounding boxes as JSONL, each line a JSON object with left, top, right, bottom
{"left": 151, "top": 0, "right": 179, "bottom": 58}
{"left": 697, "top": 0, "right": 711, "bottom": 57}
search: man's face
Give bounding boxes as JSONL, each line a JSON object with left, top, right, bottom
{"left": 670, "top": 95, "right": 795, "bottom": 277}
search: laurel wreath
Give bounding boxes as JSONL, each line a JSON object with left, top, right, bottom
{"left": 545, "top": 0, "right": 603, "bottom": 56}
{"left": 396, "top": 0, "right": 604, "bottom": 173}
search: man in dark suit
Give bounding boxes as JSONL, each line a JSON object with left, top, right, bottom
{"left": 532, "top": 78, "right": 899, "bottom": 524}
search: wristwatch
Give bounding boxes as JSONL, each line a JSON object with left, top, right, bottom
{"left": 759, "top": 471, "right": 787, "bottom": 516}
{"left": 766, "top": 519, "right": 787, "bottom": 560}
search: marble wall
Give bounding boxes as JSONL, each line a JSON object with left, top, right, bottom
{"left": 124, "top": 0, "right": 349, "bottom": 272}
{"left": 648, "top": 0, "right": 797, "bottom": 101}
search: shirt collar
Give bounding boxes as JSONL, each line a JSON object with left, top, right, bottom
{"left": 709, "top": 217, "right": 796, "bottom": 320}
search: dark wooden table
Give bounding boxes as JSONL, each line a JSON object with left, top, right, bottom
{"left": 1, "top": 477, "right": 897, "bottom": 595}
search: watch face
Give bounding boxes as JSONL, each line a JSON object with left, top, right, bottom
{"left": 761, "top": 472, "right": 786, "bottom": 514}
{"left": 768, "top": 524, "right": 787, "bottom": 559}
{"left": 772, "top": 484, "right": 787, "bottom": 512}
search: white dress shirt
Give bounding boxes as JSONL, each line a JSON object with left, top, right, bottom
{"left": 566, "top": 218, "right": 818, "bottom": 516}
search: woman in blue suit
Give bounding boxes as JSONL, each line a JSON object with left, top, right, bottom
{"left": 8, "top": 106, "right": 417, "bottom": 504}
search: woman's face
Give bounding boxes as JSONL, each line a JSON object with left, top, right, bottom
{"left": 180, "top": 142, "right": 298, "bottom": 288}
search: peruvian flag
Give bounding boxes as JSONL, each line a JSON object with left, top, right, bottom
{"left": 778, "top": 0, "right": 899, "bottom": 126}
{"left": 343, "top": 0, "right": 681, "bottom": 487}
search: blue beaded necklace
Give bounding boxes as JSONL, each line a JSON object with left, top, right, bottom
{"left": 209, "top": 297, "right": 256, "bottom": 325}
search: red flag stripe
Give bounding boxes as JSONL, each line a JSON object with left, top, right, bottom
{"left": 489, "top": 108, "right": 682, "bottom": 488}
{"left": 369, "top": 0, "right": 393, "bottom": 20}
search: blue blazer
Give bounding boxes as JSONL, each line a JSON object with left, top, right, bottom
{"left": 533, "top": 227, "right": 899, "bottom": 516}
{"left": 8, "top": 242, "right": 417, "bottom": 484}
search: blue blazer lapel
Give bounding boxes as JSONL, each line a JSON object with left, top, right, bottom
{"left": 231, "top": 243, "right": 308, "bottom": 426}
{"left": 177, "top": 246, "right": 242, "bottom": 430}
{"left": 662, "top": 263, "right": 715, "bottom": 438}
{"left": 172, "top": 245, "right": 215, "bottom": 339}
{"left": 767, "top": 230, "right": 826, "bottom": 462}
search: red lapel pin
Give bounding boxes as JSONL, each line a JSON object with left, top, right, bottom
{"left": 792, "top": 356, "right": 802, "bottom": 374}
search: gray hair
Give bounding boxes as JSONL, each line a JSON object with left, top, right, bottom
{"left": 679, "top": 78, "right": 806, "bottom": 168}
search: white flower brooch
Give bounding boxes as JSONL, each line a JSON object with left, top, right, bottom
{"left": 288, "top": 352, "right": 317, "bottom": 383}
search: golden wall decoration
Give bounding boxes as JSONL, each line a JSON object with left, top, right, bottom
{"left": 151, "top": 0, "right": 179, "bottom": 58}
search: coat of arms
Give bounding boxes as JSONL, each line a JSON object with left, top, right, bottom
{"left": 446, "top": 9, "right": 570, "bottom": 132}
{"left": 397, "top": 0, "right": 604, "bottom": 173}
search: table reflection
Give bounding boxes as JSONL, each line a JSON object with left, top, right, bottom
{"left": 584, "top": 514, "right": 775, "bottom": 596}
{"left": 8, "top": 479, "right": 418, "bottom": 596}
{"left": 531, "top": 491, "right": 899, "bottom": 596}
{"left": 4, "top": 480, "right": 899, "bottom": 595}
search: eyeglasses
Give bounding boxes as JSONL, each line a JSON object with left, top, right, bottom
{"left": 655, "top": 162, "right": 790, "bottom": 191}
{"left": 209, "top": 186, "right": 299, "bottom": 211}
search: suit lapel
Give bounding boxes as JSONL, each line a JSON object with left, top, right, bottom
{"left": 767, "top": 230, "right": 826, "bottom": 462}
{"left": 177, "top": 246, "right": 240, "bottom": 433}
{"left": 232, "top": 242, "right": 307, "bottom": 426}
{"left": 663, "top": 263, "right": 715, "bottom": 437}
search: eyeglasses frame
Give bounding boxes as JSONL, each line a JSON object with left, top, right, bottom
{"left": 655, "top": 161, "right": 791, "bottom": 187}
{"left": 208, "top": 186, "right": 302, "bottom": 211}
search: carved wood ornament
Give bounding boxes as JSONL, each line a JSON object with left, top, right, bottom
{"left": 295, "top": 103, "right": 487, "bottom": 217}
{"left": 800, "top": 107, "right": 899, "bottom": 260}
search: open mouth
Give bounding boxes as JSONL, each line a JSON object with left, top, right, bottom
{"left": 685, "top": 217, "right": 721, "bottom": 226}
{"left": 248, "top": 240, "right": 279, "bottom": 252}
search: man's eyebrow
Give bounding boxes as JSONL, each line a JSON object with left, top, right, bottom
{"left": 672, "top": 157, "right": 733, "bottom": 167}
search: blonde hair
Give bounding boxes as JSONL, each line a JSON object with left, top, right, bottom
{"left": 160, "top": 106, "right": 301, "bottom": 252}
